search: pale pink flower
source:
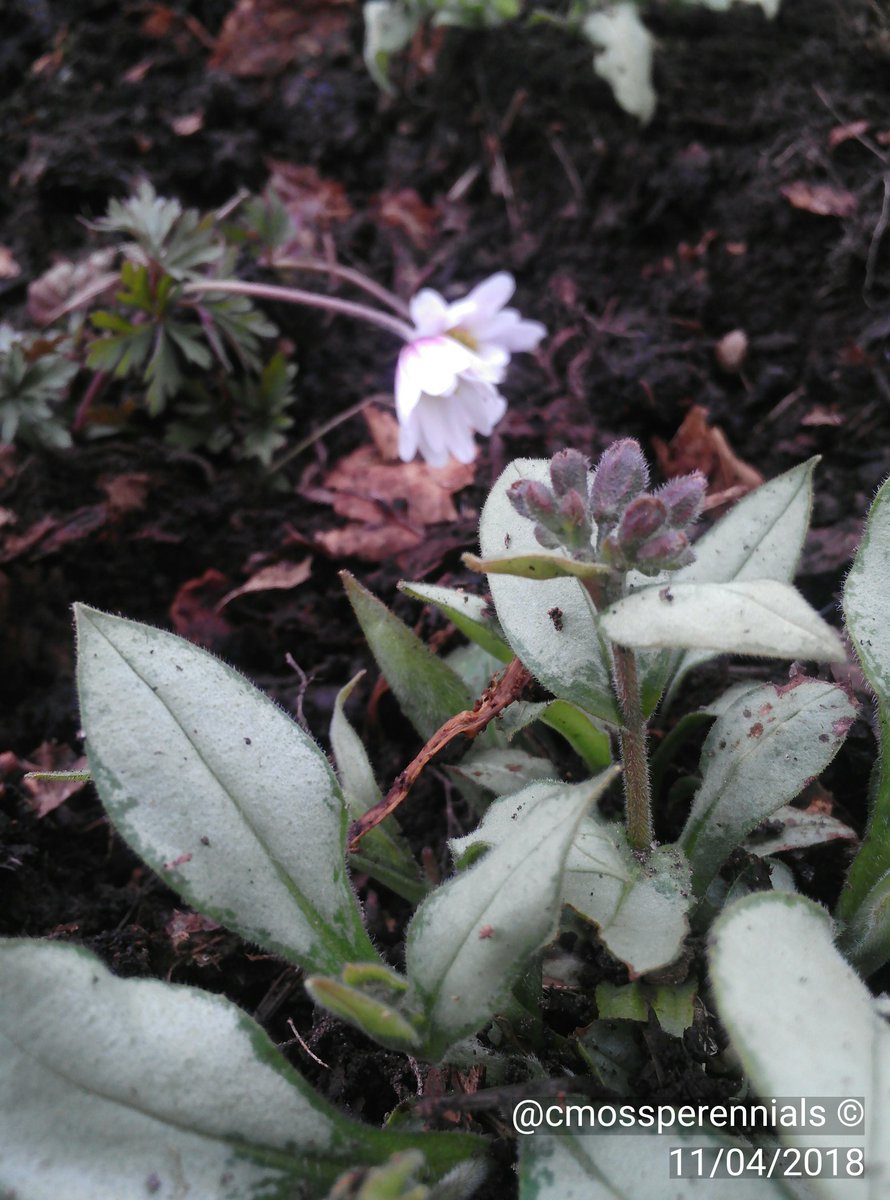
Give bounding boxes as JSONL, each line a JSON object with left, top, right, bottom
{"left": 395, "top": 272, "right": 546, "bottom": 467}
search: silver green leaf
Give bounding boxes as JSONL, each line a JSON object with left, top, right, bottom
{"left": 447, "top": 776, "right": 686, "bottom": 976}
{"left": 601, "top": 579, "right": 846, "bottom": 662}
{"left": 710, "top": 892, "right": 885, "bottom": 1200}
{"left": 839, "top": 475, "right": 890, "bottom": 932}
{"left": 75, "top": 604, "right": 377, "bottom": 975}
{"left": 449, "top": 747, "right": 557, "bottom": 797}
{"left": 408, "top": 772, "right": 618, "bottom": 1060}
{"left": 680, "top": 679, "right": 856, "bottom": 895}
{"left": 479, "top": 459, "right": 619, "bottom": 725}
{"left": 0, "top": 940, "right": 483, "bottom": 1200}
{"left": 564, "top": 830, "right": 692, "bottom": 976}
{"left": 663, "top": 458, "right": 818, "bottom": 699}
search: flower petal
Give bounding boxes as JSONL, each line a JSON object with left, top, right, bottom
{"left": 409, "top": 288, "right": 450, "bottom": 336}
{"left": 463, "top": 272, "right": 516, "bottom": 320}
{"left": 395, "top": 337, "right": 476, "bottom": 420}
{"left": 452, "top": 378, "right": 507, "bottom": 435}
{"left": 473, "top": 310, "right": 547, "bottom": 353}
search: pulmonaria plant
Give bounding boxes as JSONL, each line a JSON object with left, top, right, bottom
{"left": 395, "top": 273, "right": 546, "bottom": 466}
{"left": 7, "top": 443, "right": 890, "bottom": 1200}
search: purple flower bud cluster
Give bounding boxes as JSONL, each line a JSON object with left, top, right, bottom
{"left": 507, "top": 441, "right": 706, "bottom": 576}
{"left": 508, "top": 449, "right": 596, "bottom": 560}
{"left": 593, "top": 440, "right": 705, "bottom": 574}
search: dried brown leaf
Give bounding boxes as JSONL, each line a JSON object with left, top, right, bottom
{"left": 374, "top": 188, "right": 440, "bottom": 250}
{"left": 652, "top": 405, "right": 763, "bottom": 499}
{"left": 169, "top": 568, "right": 232, "bottom": 648}
{"left": 828, "top": 120, "right": 869, "bottom": 149}
{"left": 210, "top": 0, "right": 350, "bottom": 76}
{"left": 217, "top": 557, "right": 312, "bottom": 609}
{"left": 780, "top": 180, "right": 858, "bottom": 218}
{"left": 99, "top": 473, "right": 152, "bottom": 515}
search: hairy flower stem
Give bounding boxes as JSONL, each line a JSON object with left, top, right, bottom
{"left": 182, "top": 279, "right": 415, "bottom": 341}
{"left": 612, "top": 642, "right": 653, "bottom": 852}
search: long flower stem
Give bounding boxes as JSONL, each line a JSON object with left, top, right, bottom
{"left": 273, "top": 258, "right": 411, "bottom": 318}
{"left": 611, "top": 642, "right": 653, "bottom": 851}
{"left": 269, "top": 395, "right": 378, "bottom": 474}
{"left": 181, "top": 279, "right": 415, "bottom": 341}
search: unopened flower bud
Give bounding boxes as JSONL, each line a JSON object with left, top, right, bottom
{"left": 508, "top": 479, "right": 555, "bottom": 523}
{"left": 616, "top": 495, "right": 667, "bottom": 551}
{"left": 657, "top": 471, "right": 707, "bottom": 529}
{"left": 589, "top": 439, "right": 650, "bottom": 527}
{"left": 558, "top": 488, "right": 589, "bottom": 529}
{"left": 634, "top": 529, "right": 695, "bottom": 575}
{"left": 534, "top": 524, "right": 562, "bottom": 550}
{"left": 550, "top": 449, "right": 590, "bottom": 498}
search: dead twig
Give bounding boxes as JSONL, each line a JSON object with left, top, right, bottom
{"left": 347, "top": 657, "right": 533, "bottom": 852}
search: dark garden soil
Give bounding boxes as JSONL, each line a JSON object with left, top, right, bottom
{"left": 1, "top": 0, "right": 889, "bottom": 1189}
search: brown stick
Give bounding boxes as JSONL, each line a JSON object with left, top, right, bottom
{"left": 347, "top": 658, "right": 533, "bottom": 852}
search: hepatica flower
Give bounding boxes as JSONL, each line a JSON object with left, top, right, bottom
{"left": 395, "top": 273, "right": 546, "bottom": 467}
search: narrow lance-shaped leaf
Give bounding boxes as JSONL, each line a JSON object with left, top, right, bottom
{"left": 0, "top": 940, "right": 483, "bottom": 1200}
{"left": 342, "top": 572, "right": 475, "bottom": 741}
{"left": 75, "top": 605, "right": 377, "bottom": 975}
{"left": 330, "top": 673, "right": 427, "bottom": 905}
{"left": 408, "top": 771, "right": 619, "bottom": 1060}
{"left": 680, "top": 679, "right": 856, "bottom": 895}
{"left": 710, "top": 893, "right": 885, "bottom": 1200}
{"left": 479, "top": 459, "right": 619, "bottom": 725}
{"left": 839, "top": 475, "right": 890, "bottom": 925}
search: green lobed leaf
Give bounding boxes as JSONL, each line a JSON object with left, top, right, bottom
{"left": 680, "top": 679, "right": 856, "bottom": 895}
{"left": 839, "top": 476, "right": 890, "bottom": 928}
{"left": 0, "top": 940, "right": 482, "bottom": 1200}
{"left": 709, "top": 892, "right": 884, "bottom": 1200}
{"left": 407, "top": 772, "right": 618, "bottom": 1060}
{"left": 601, "top": 579, "right": 846, "bottom": 662}
{"left": 75, "top": 604, "right": 377, "bottom": 975}
{"left": 479, "top": 459, "right": 620, "bottom": 726}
